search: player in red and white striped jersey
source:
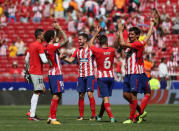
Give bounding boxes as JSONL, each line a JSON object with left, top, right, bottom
{"left": 64, "top": 33, "right": 96, "bottom": 120}
{"left": 118, "top": 19, "right": 155, "bottom": 124}
{"left": 72, "top": 46, "right": 94, "bottom": 77}
{"left": 88, "top": 26, "right": 115, "bottom": 123}
{"left": 44, "top": 22, "right": 68, "bottom": 125}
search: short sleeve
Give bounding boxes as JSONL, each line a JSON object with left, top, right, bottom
{"left": 38, "top": 45, "right": 45, "bottom": 54}
{"left": 72, "top": 48, "right": 78, "bottom": 58}
{"left": 53, "top": 43, "right": 61, "bottom": 50}
{"left": 90, "top": 45, "right": 98, "bottom": 53}
{"left": 130, "top": 41, "right": 146, "bottom": 50}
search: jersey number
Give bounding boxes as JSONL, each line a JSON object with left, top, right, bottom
{"left": 104, "top": 57, "right": 111, "bottom": 69}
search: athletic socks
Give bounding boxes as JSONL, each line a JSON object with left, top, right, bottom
{"left": 104, "top": 103, "right": 114, "bottom": 118}
{"left": 129, "top": 99, "right": 138, "bottom": 120}
{"left": 140, "top": 94, "right": 150, "bottom": 114}
{"left": 49, "top": 99, "right": 59, "bottom": 119}
{"left": 30, "top": 94, "right": 39, "bottom": 117}
{"left": 78, "top": 98, "right": 84, "bottom": 117}
{"left": 99, "top": 102, "right": 105, "bottom": 117}
{"left": 89, "top": 97, "right": 96, "bottom": 117}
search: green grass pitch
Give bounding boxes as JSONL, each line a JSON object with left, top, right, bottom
{"left": 0, "top": 105, "right": 179, "bottom": 131}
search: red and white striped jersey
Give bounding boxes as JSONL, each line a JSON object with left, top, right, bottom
{"left": 90, "top": 45, "right": 115, "bottom": 78}
{"left": 72, "top": 46, "right": 94, "bottom": 77}
{"left": 125, "top": 41, "right": 146, "bottom": 75}
{"left": 167, "top": 61, "right": 178, "bottom": 74}
{"left": 46, "top": 43, "right": 62, "bottom": 75}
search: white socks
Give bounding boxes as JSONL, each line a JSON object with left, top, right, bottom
{"left": 30, "top": 94, "right": 39, "bottom": 117}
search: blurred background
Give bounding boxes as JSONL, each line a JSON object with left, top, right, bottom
{"left": 0, "top": 0, "right": 179, "bottom": 105}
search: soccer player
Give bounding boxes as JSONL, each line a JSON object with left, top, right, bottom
{"left": 88, "top": 26, "right": 115, "bottom": 123}
{"left": 117, "top": 19, "right": 155, "bottom": 124}
{"left": 64, "top": 33, "right": 96, "bottom": 120}
{"left": 44, "top": 22, "right": 68, "bottom": 125}
{"left": 25, "top": 29, "right": 48, "bottom": 121}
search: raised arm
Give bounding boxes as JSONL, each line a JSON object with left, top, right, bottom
{"left": 88, "top": 26, "right": 101, "bottom": 47}
{"left": 53, "top": 22, "right": 68, "bottom": 47}
{"left": 64, "top": 56, "right": 75, "bottom": 63}
{"left": 117, "top": 21, "right": 132, "bottom": 48}
{"left": 143, "top": 20, "right": 155, "bottom": 43}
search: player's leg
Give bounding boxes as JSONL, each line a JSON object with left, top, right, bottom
{"left": 97, "top": 100, "right": 105, "bottom": 121}
{"left": 47, "top": 75, "right": 64, "bottom": 125}
{"left": 28, "top": 75, "right": 45, "bottom": 121}
{"left": 140, "top": 74, "right": 151, "bottom": 115}
{"left": 86, "top": 76, "right": 96, "bottom": 120}
{"left": 98, "top": 78, "right": 115, "bottom": 122}
{"left": 77, "top": 77, "right": 86, "bottom": 120}
{"left": 48, "top": 94, "right": 62, "bottom": 125}
{"left": 123, "top": 75, "right": 139, "bottom": 124}
{"left": 78, "top": 92, "right": 85, "bottom": 120}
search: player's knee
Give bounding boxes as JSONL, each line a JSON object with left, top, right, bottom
{"left": 123, "top": 92, "right": 129, "bottom": 99}
{"left": 79, "top": 93, "right": 85, "bottom": 99}
{"left": 87, "top": 92, "right": 93, "bottom": 98}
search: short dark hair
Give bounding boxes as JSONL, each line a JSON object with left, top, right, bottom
{"left": 129, "top": 27, "right": 141, "bottom": 36}
{"left": 161, "top": 57, "right": 165, "bottom": 62}
{"left": 44, "top": 30, "right": 55, "bottom": 43}
{"left": 79, "top": 33, "right": 88, "bottom": 41}
{"left": 99, "top": 35, "right": 108, "bottom": 45}
{"left": 35, "top": 29, "right": 44, "bottom": 39}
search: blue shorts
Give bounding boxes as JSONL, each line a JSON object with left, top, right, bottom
{"left": 77, "top": 76, "right": 95, "bottom": 93}
{"left": 123, "top": 74, "right": 140, "bottom": 93}
{"left": 48, "top": 75, "right": 64, "bottom": 94}
{"left": 97, "top": 78, "right": 114, "bottom": 98}
{"left": 139, "top": 73, "right": 151, "bottom": 94}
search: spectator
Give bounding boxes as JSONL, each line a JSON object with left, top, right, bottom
{"left": 161, "top": 17, "right": 172, "bottom": 34}
{"left": 69, "top": 0, "right": 79, "bottom": 11}
{"left": 107, "top": 30, "right": 115, "bottom": 47}
{"left": 68, "top": 17, "right": 76, "bottom": 35}
{"left": 19, "top": 2, "right": 29, "bottom": 23}
{"left": 0, "top": 3, "right": 3, "bottom": 16}
{"left": 172, "top": 12, "right": 179, "bottom": 34}
{"left": 158, "top": 58, "right": 168, "bottom": 89}
{"left": 144, "top": 55, "right": 153, "bottom": 79}
{"left": 15, "top": 37, "right": 26, "bottom": 56}
{"left": 171, "top": 42, "right": 179, "bottom": 63}
{"left": 9, "top": 61, "right": 23, "bottom": 81}
{"left": 0, "top": 13, "right": 7, "bottom": 27}
{"left": 167, "top": 55, "right": 178, "bottom": 80}
{"left": 103, "top": 0, "right": 114, "bottom": 15}
{"left": 149, "top": 74, "right": 160, "bottom": 90}
{"left": 54, "top": 0, "right": 64, "bottom": 18}
{"left": 160, "top": 9, "right": 169, "bottom": 22}
{"left": 8, "top": 41, "right": 17, "bottom": 58}
{"left": 8, "top": 3, "right": 16, "bottom": 23}
{"left": 42, "top": 1, "right": 51, "bottom": 18}
{"left": 157, "top": 34, "right": 166, "bottom": 51}
{"left": 0, "top": 37, "right": 7, "bottom": 56}
{"left": 145, "top": 42, "right": 153, "bottom": 55}
{"left": 9, "top": 61, "right": 23, "bottom": 76}
{"left": 32, "top": 1, "right": 42, "bottom": 23}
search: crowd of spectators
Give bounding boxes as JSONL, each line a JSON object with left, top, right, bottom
{"left": 0, "top": 0, "right": 179, "bottom": 89}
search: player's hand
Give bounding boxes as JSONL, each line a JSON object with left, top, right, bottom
{"left": 117, "top": 20, "right": 124, "bottom": 31}
{"left": 96, "top": 25, "right": 101, "bottom": 33}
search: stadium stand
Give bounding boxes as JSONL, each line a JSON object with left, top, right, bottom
{"left": 0, "top": 0, "right": 178, "bottom": 82}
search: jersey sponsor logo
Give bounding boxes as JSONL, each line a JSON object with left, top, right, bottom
{"left": 79, "top": 58, "right": 88, "bottom": 62}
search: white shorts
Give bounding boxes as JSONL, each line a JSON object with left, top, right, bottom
{"left": 30, "top": 74, "right": 45, "bottom": 91}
